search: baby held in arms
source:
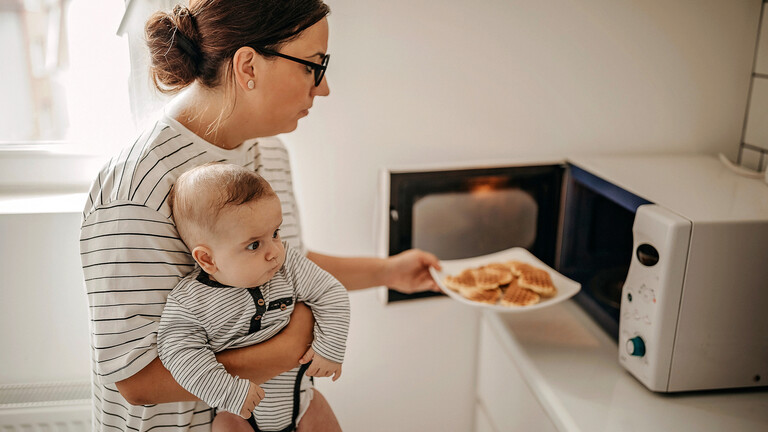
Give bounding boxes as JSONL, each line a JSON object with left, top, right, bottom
{"left": 158, "top": 163, "right": 349, "bottom": 432}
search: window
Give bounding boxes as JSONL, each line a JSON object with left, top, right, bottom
{"left": 0, "top": 0, "right": 134, "bottom": 151}
{"left": 0, "top": 0, "right": 175, "bottom": 191}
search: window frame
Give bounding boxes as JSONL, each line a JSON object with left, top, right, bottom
{"left": 0, "top": 143, "right": 107, "bottom": 193}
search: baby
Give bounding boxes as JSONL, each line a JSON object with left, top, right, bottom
{"left": 158, "top": 162, "right": 350, "bottom": 432}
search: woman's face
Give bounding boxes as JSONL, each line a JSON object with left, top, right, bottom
{"left": 246, "top": 18, "right": 330, "bottom": 136}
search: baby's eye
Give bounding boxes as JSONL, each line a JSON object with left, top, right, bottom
{"left": 273, "top": 229, "right": 281, "bottom": 239}
{"left": 247, "top": 241, "right": 260, "bottom": 251}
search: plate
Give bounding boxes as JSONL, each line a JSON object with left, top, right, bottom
{"left": 429, "top": 247, "right": 581, "bottom": 312}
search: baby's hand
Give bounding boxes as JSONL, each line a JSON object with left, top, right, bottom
{"left": 239, "top": 381, "right": 265, "bottom": 419}
{"left": 301, "top": 348, "right": 342, "bottom": 381}
{"left": 298, "top": 346, "right": 316, "bottom": 365}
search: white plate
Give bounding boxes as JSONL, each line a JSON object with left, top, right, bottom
{"left": 429, "top": 247, "right": 581, "bottom": 312}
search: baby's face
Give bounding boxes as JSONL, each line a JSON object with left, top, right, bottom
{"left": 207, "top": 195, "right": 285, "bottom": 288}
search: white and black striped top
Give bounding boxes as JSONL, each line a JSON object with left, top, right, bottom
{"left": 79, "top": 115, "right": 305, "bottom": 432}
{"left": 157, "top": 245, "right": 349, "bottom": 424}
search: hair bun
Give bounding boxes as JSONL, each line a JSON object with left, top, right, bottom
{"left": 172, "top": 5, "right": 202, "bottom": 65}
{"left": 172, "top": 4, "right": 199, "bottom": 39}
{"left": 145, "top": 4, "right": 203, "bottom": 92}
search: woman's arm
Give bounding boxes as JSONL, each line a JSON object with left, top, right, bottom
{"left": 306, "top": 249, "right": 442, "bottom": 293}
{"left": 116, "top": 303, "right": 314, "bottom": 405}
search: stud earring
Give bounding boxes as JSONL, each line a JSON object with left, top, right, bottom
{"left": 247, "top": 80, "right": 254, "bottom": 90}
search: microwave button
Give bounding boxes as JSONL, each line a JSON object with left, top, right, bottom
{"left": 636, "top": 243, "right": 659, "bottom": 266}
{"left": 626, "top": 336, "right": 646, "bottom": 357}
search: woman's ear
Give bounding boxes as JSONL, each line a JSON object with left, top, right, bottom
{"left": 232, "top": 46, "right": 260, "bottom": 91}
{"left": 192, "top": 245, "right": 218, "bottom": 275}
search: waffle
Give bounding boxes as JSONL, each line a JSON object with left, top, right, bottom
{"left": 500, "top": 277, "right": 541, "bottom": 307}
{"left": 507, "top": 260, "right": 535, "bottom": 276}
{"left": 463, "top": 287, "right": 501, "bottom": 304}
{"left": 481, "top": 263, "right": 515, "bottom": 285}
{"left": 473, "top": 265, "right": 514, "bottom": 287}
{"left": 444, "top": 268, "right": 499, "bottom": 292}
{"left": 517, "top": 268, "right": 557, "bottom": 298}
{"left": 444, "top": 269, "right": 477, "bottom": 292}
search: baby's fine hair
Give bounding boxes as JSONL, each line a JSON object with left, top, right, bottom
{"left": 169, "top": 163, "right": 276, "bottom": 247}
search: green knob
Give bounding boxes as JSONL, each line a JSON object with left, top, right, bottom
{"left": 627, "top": 336, "right": 646, "bottom": 357}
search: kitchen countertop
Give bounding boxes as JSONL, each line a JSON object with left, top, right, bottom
{"left": 484, "top": 301, "right": 768, "bottom": 432}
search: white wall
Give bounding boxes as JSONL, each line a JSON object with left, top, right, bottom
{"left": 743, "top": 5, "right": 768, "bottom": 170}
{"left": 0, "top": 210, "right": 88, "bottom": 384}
{"left": 285, "top": 0, "right": 760, "bottom": 255}
{"left": 279, "top": 1, "right": 762, "bottom": 431}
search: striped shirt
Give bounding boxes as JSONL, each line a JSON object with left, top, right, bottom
{"left": 158, "top": 245, "right": 349, "bottom": 430}
{"left": 79, "top": 115, "right": 305, "bottom": 432}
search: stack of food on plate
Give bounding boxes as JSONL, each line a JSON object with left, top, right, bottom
{"left": 444, "top": 261, "right": 557, "bottom": 307}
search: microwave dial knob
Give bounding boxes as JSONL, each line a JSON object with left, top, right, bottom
{"left": 626, "top": 336, "right": 646, "bottom": 357}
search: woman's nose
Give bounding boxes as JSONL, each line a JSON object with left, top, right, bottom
{"left": 312, "top": 76, "right": 330, "bottom": 97}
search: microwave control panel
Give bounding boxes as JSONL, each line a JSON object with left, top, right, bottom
{"left": 618, "top": 204, "right": 692, "bottom": 392}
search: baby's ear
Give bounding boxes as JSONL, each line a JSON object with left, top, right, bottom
{"left": 192, "top": 245, "right": 218, "bottom": 274}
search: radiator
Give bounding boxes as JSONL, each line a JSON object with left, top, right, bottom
{"left": 0, "top": 381, "right": 91, "bottom": 431}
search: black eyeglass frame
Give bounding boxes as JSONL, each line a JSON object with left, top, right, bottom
{"left": 259, "top": 48, "right": 329, "bottom": 87}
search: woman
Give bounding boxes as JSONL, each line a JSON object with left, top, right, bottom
{"left": 78, "top": 1, "right": 440, "bottom": 431}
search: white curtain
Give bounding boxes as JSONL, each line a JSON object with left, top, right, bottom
{"left": 120, "top": 0, "right": 181, "bottom": 130}
{"left": 0, "top": 0, "right": 70, "bottom": 143}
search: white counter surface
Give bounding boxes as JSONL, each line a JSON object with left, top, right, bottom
{"left": 484, "top": 301, "right": 768, "bottom": 432}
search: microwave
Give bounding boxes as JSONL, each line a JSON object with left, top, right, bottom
{"left": 381, "top": 153, "right": 768, "bottom": 393}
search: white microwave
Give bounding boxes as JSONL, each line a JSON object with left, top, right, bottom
{"left": 381, "top": 153, "right": 768, "bottom": 392}
{"left": 580, "top": 155, "right": 768, "bottom": 393}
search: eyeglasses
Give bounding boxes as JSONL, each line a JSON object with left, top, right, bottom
{"left": 260, "top": 49, "right": 330, "bottom": 87}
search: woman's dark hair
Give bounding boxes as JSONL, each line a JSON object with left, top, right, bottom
{"left": 145, "top": 0, "right": 330, "bottom": 93}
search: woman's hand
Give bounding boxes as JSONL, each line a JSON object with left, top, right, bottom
{"left": 382, "top": 249, "right": 442, "bottom": 294}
